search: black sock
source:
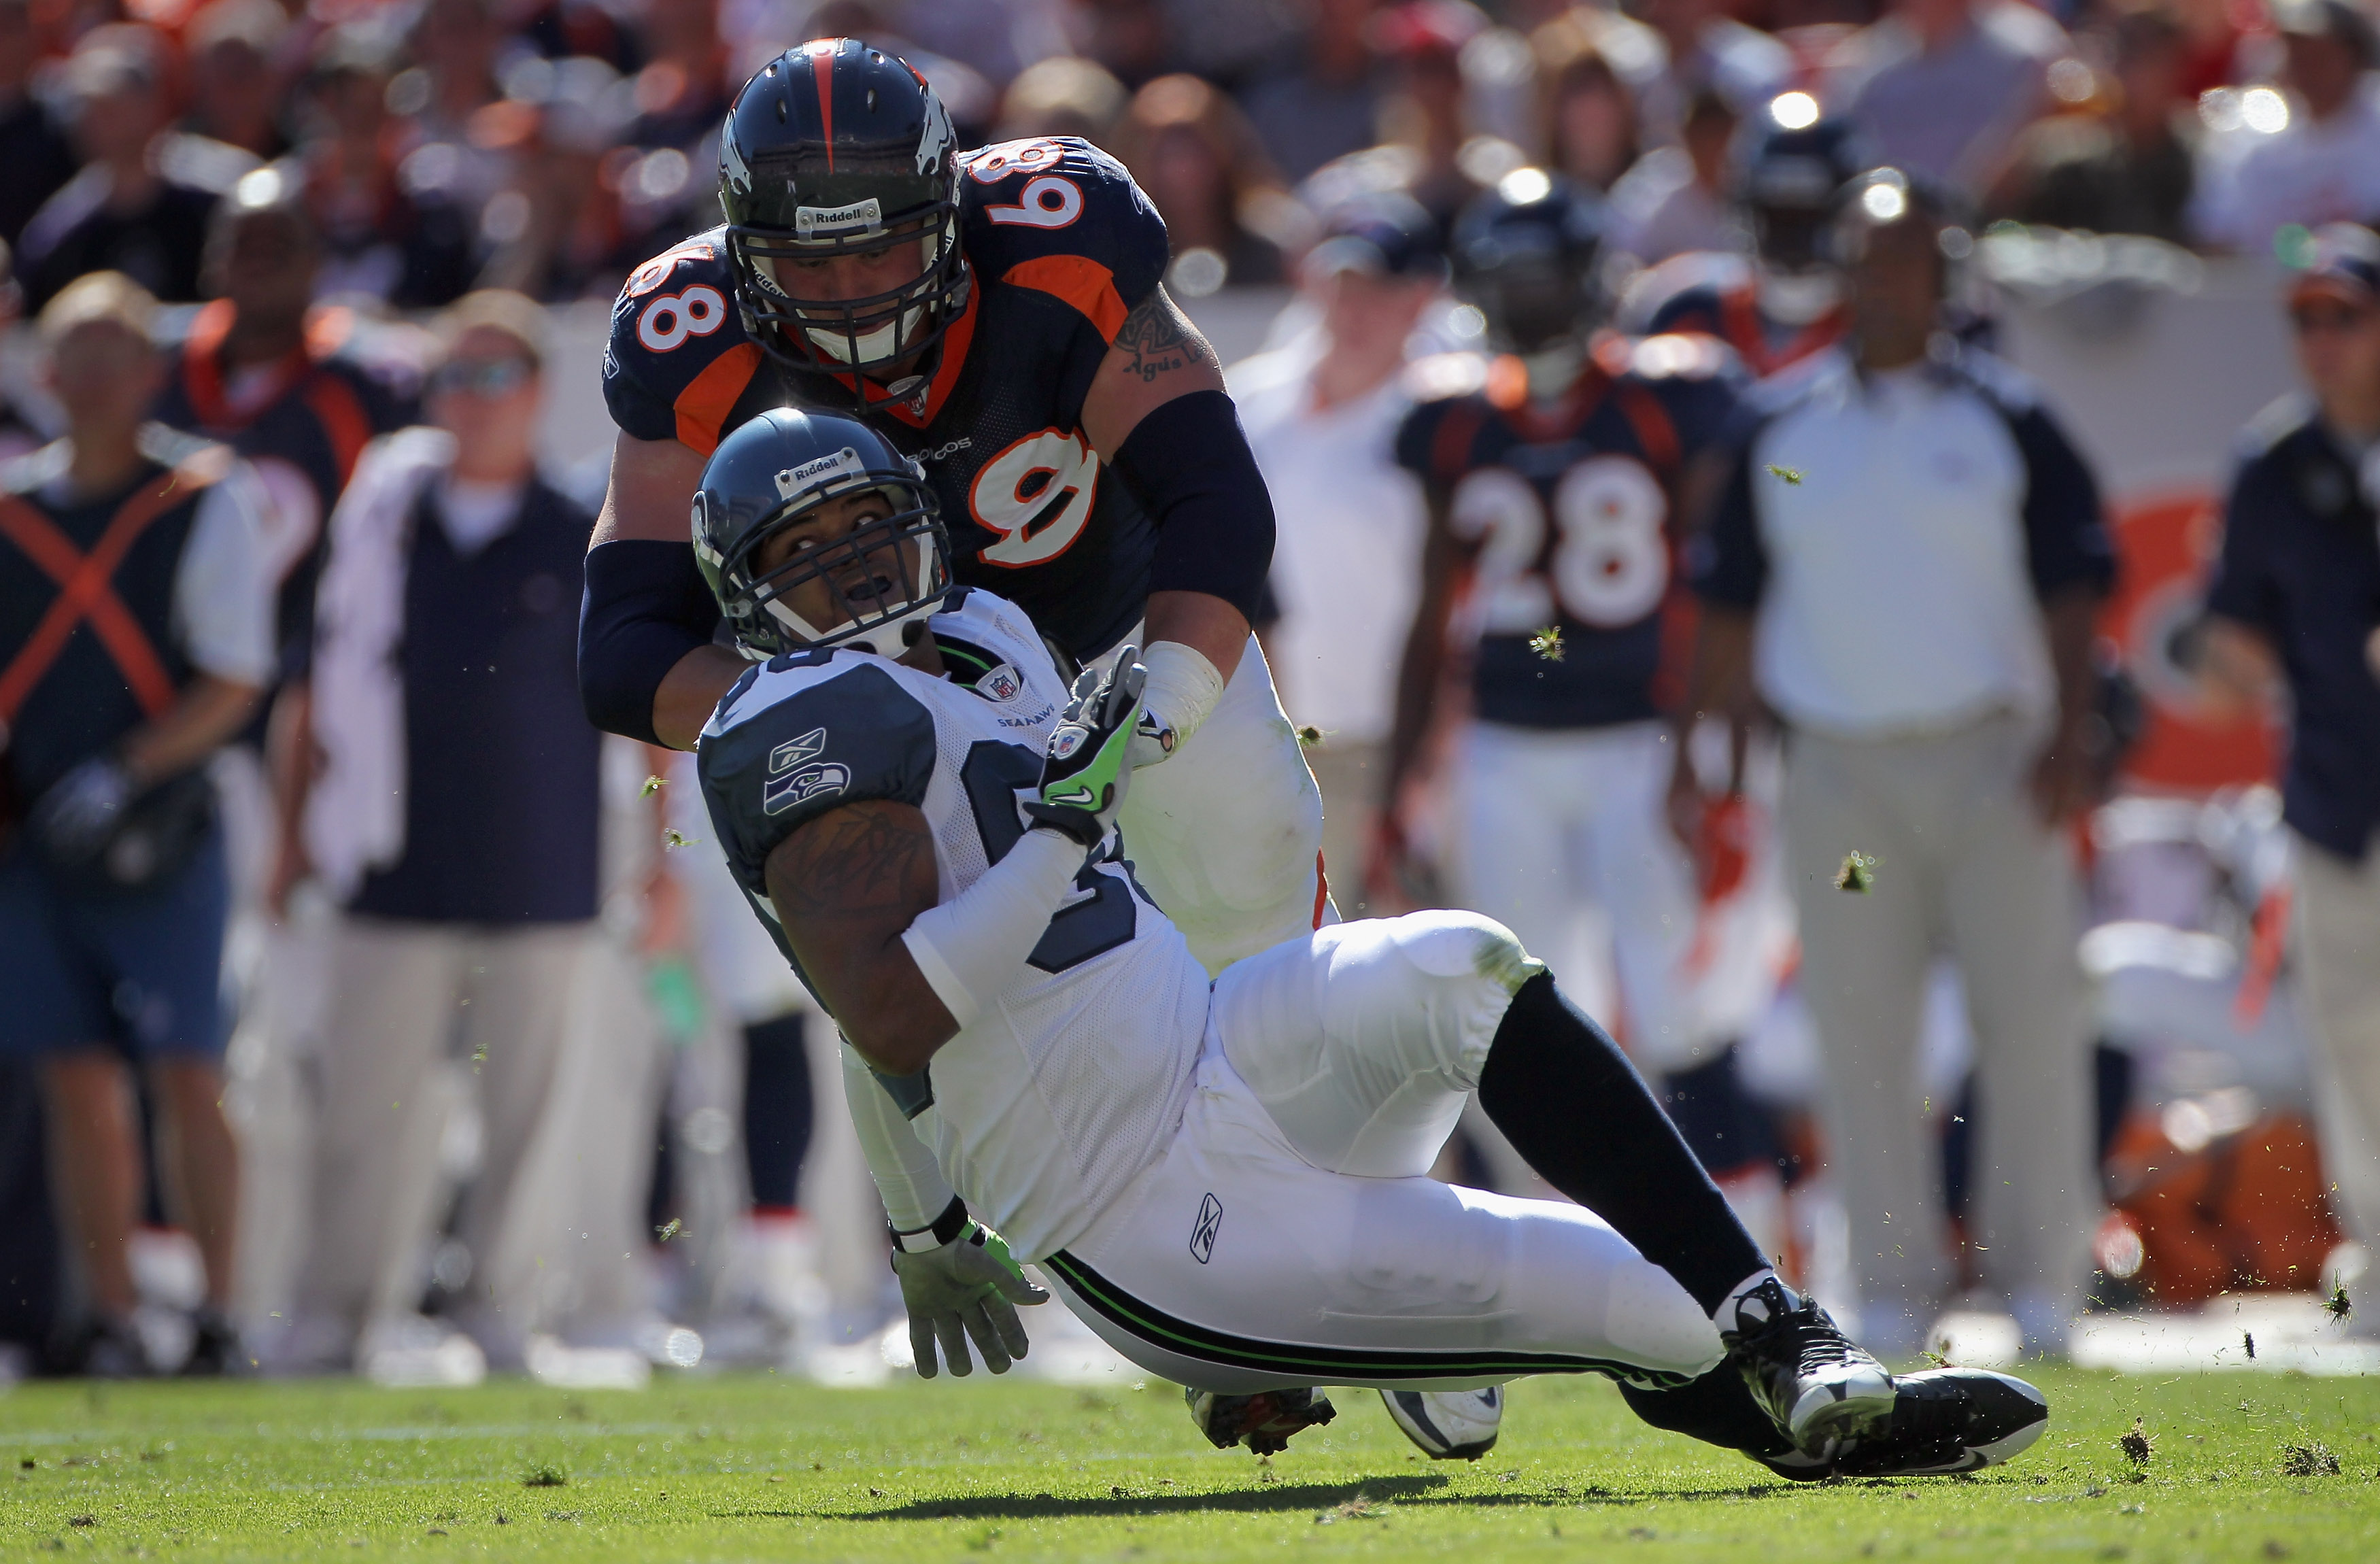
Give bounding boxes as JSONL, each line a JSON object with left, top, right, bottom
{"left": 1619, "top": 1366, "right": 1792, "bottom": 1457}
{"left": 742, "top": 1011, "right": 813, "bottom": 1211}
{"left": 1476, "top": 972, "right": 1766, "bottom": 1315}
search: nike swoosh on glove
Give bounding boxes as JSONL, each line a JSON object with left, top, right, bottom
{"left": 1023, "top": 649, "right": 1146, "bottom": 847}
{"left": 891, "top": 1220, "right": 1049, "bottom": 1378}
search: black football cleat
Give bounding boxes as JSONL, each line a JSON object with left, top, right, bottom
{"left": 1756, "top": 1366, "right": 2050, "bottom": 1480}
{"left": 1185, "top": 1385, "right": 1338, "bottom": 1455}
{"left": 1722, "top": 1277, "right": 1897, "bottom": 1458}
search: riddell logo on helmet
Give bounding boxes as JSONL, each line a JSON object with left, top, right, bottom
{"left": 794, "top": 197, "right": 882, "bottom": 237}
{"left": 775, "top": 447, "right": 862, "bottom": 500}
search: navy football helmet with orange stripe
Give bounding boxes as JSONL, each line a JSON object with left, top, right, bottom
{"left": 719, "top": 38, "right": 968, "bottom": 383}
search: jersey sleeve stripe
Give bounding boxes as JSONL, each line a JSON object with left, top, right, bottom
{"left": 1001, "top": 255, "right": 1129, "bottom": 343}
{"left": 302, "top": 371, "right": 373, "bottom": 488}
{"left": 673, "top": 341, "right": 764, "bottom": 454}
{"left": 1615, "top": 381, "right": 1683, "bottom": 475}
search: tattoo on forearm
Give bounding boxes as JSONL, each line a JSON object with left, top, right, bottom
{"left": 768, "top": 800, "right": 939, "bottom": 925}
{"left": 1113, "top": 292, "right": 1213, "bottom": 384}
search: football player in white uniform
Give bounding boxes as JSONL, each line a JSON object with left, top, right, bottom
{"left": 690, "top": 405, "right": 2052, "bottom": 1479}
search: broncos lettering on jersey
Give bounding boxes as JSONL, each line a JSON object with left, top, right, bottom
{"left": 696, "top": 586, "right": 1208, "bottom": 1260}
{"left": 1394, "top": 337, "right": 1744, "bottom": 731}
{"left": 606, "top": 137, "right": 1171, "bottom": 667}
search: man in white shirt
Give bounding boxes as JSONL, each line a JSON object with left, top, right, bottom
{"left": 1672, "top": 170, "right": 2117, "bottom": 1359}
{"left": 1231, "top": 197, "right": 1446, "bottom": 915}
{"left": 2189, "top": 0, "right": 2380, "bottom": 255}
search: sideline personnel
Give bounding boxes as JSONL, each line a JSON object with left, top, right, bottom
{"left": 0, "top": 272, "right": 274, "bottom": 1373}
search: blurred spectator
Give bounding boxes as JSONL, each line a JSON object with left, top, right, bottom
{"left": 0, "top": 239, "right": 39, "bottom": 460}
{"left": 1827, "top": 0, "right": 2067, "bottom": 197}
{"left": 996, "top": 54, "right": 1129, "bottom": 145}
{"left": 887, "top": 0, "right": 1069, "bottom": 90}
{"left": 1988, "top": 5, "right": 2196, "bottom": 243}
{"left": 18, "top": 26, "right": 224, "bottom": 309}
{"left": 1068, "top": 0, "right": 1175, "bottom": 88}
{"left": 2194, "top": 225, "right": 2380, "bottom": 1304}
{"left": 282, "top": 291, "right": 601, "bottom": 1372}
{"left": 517, "top": 0, "right": 645, "bottom": 76}
{"left": 1677, "top": 171, "right": 2113, "bottom": 1355}
{"left": 186, "top": 0, "right": 290, "bottom": 161}
{"left": 1241, "top": 0, "right": 1384, "bottom": 183}
{"left": 2189, "top": 0, "right": 2380, "bottom": 256}
{"left": 292, "top": 26, "right": 479, "bottom": 308}
{"left": 152, "top": 169, "right": 412, "bottom": 804}
{"left": 477, "top": 57, "right": 648, "bottom": 301}
{"left": 1110, "top": 73, "right": 1300, "bottom": 292}
{"left": 0, "top": 273, "right": 275, "bottom": 1374}
{"left": 1610, "top": 84, "right": 1740, "bottom": 262}
{"left": 1370, "top": 0, "right": 1489, "bottom": 219}
{"left": 0, "top": 0, "right": 76, "bottom": 248}
{"left": 383, "top": 0, "right": 511, "bottom": 223}
{"left": 1229, "top": 195, "right": 1444, "bottom": 915}
{"left": 626, "top": 0, "right": 733, "bottom": 153}
{"left": 1630, "top": 0, "right": 1794, "bottom": 148}
{"left": 1531, "top": 12, "right": 1644, "bottom": 197}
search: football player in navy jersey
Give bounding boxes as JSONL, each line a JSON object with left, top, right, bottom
{"left": 1385, "top": 168, "right": 1792, "bottom": 1248}
{"left": 580, "top": 37, "right": 1324, "bottom": 978}
{"left": 1631, "top": 104, "right": 1868, "bottom": 381}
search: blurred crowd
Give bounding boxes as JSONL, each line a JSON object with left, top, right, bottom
{"left": 1, "top": 0, "right": 2379, "bottom": 1382}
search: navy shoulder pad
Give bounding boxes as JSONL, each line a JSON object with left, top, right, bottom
{"left": 1393, "top": 381, "right": 1489, "bottom": 485}
{"left": 603, "top": 228, "right": 759, "bottom": 449}
{"left": 696, "top": 660, "right": 939, "bottom": 897}
{"left": 961, "top": 137, "right": 1170, "bottom": 325}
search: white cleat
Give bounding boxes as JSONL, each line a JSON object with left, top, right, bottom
{"left": 1380, "top": 1386, "right": 1504, "bottom": 1460}
{"left": 1721, "top": 1276, "right": 1896, "bottom": 1458}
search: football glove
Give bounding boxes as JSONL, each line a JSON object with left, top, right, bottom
{"left": 890, "top": 1219, "right": 1049, "bottom": 1378}
{"left": 31, "top": 755, "right": 132, "bottom": 862}
{"left": 1125, "top": 641, "right": 1225, "bottom": 768}
{"left": 1022, "top": 650, "right": 1146, "bottom": 847}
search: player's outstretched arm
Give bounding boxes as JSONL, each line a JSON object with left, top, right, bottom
{"left": 766, "top": 798, "right": 959, "bottom": 1076}
{"left": 581, "top": 430, "right": 749, "bottom": 750}
{"left": 1084, "top": 286, "right": 1270, "bottom": 763}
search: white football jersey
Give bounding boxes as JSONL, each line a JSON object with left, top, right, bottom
{"left": 696, "top": 588, "right": 1210, "bottom": 1259}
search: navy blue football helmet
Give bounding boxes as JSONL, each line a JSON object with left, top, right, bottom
{"left": 1450, "top": 168, "right": 1610, "bottom": 354}
{"left": 691, "top": 405, "right": 950, "bottom": 658}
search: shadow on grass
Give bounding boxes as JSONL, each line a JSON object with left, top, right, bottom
{"left": 785, "top": 1475, "right": 1807, "bottom": 1523}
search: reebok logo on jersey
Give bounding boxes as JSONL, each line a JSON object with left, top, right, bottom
{"left": 776, "top": 447, "right": 863, "bottom": 501}
{"left": 794, "top": 197, "right": 883, "bottom": 238}
{"left": 1189, "top": 1193, "right": 1222, "bottom": 1264}
{"left": 768, "top": 727, "right": 830, "bottom": 773}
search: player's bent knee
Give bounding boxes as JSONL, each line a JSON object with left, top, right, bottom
{"left": 1382, "top": 909, "right": 1544, "bottom": 993}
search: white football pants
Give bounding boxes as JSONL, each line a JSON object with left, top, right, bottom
{"left": 1103, "top": 631, "right": 1330, "bottom": 976}
{"left": 1040, "top": 912, "right": 1727, "bottom": 1394}
{"left": 1450, "top": 719, "right": 1784, "bottom": 1074}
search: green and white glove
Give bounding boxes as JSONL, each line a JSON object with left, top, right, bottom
{"left": 1023, "top": 649, "right": 1146, "bottom": 848}
{"left": 890, "top": 1212, "right": 1050, "bottom": 1378}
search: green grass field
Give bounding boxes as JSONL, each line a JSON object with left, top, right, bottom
{"left": 2, "top": 1365, "right": 2375, "bottom": 1561}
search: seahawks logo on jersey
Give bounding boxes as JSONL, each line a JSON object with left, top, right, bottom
{"left": 764, "top": 726, "right": 851, "bottom": 815}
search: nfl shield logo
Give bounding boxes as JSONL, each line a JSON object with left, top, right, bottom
{"left": 981, "top": 662, "right": 1023, "bottom": 702}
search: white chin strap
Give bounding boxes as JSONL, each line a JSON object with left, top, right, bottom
{"left": 804, "top": 305, "right": 926, "bottom": 364}
{"left": 761, "top": 594, "right": 941, "bottom": 659}
{"left": 1757, "top": 267, "right": 1843, "bottom": 328}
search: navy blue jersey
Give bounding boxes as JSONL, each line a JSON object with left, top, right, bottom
{"left": 605, "top": 137, "right": 1172, "bottom": 666}
{"left": 1395, "top": 337, "right": 1744, "bottom": 730}
{"left": 1646, "top": 277, "right": 1846, "bottom": 382}
{"left": 2204, "top": 396, "right": 2380, "bottom": 862}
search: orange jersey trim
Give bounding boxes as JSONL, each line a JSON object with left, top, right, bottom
{"left": 1001, "top": 255, "right": 1129, "bottom": 343}
{"left": 673, "top": 341, "right": 764, "bottom": 455}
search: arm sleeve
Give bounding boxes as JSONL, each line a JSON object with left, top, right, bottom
{"left": 840, "top": 1040, "right": 959, "bottom": 1231}
{"left": 1111, "top": 389, "right": 1276, "bottom": 621}
{"left": 1686, "top": 439, "right": 1769, "bottom": 609}
{"left": 2009, "top": 402, "right": 2118, "bottom": 600}
{"left": 2203, "top": 458, "right": 2280, "bottom": 635}
{"left": 900, "top": 828, "right": 1085, "bottom": 1030}
{"left": 173, "top": 465, "right": 277, "bottom": 686}
{"left": 578, "top": 538, "right": 724, "bottom": 745}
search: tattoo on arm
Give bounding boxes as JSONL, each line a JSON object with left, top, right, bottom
{"left": 1112, "top": 289, "right": 1214, "bottom": 385}
{"left": 767, "top": 800, "right": 940, "bottom": 929}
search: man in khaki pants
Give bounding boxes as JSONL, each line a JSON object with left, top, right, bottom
{"left": 2196, "top": 224, "right": 2380, "bottom": 1304}
{"left": 1671, "top": 169, "right": 2115, "bottom": 1358}
{"left": 275, "top": 293, "right": 604, "bottom": 1370}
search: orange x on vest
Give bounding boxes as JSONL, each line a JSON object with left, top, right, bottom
{"left": 0, "top": 458, "right": 225, "bottom": 730}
